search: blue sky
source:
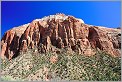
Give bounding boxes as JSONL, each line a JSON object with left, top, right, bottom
{"left": 1, "top": 1, "right": 121, "bottom": 37}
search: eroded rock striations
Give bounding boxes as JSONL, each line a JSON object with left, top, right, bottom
{"left": 1, "top": 13, "right": 121, "bottom": 60}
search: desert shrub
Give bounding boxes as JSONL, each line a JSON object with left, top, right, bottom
{"left": 48, "top": 50, "right": 121, "bottom": 81}
{"left": 1, "top": 75, "right": 14, "bottom": 81}
{"left": 1, "top": 49, "right": 121, "bottom": 81}
{"left": 1, "top": 75, "right": 22, "bottom": 81}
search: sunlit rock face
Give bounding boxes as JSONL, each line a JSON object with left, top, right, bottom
{"left": 1, "top": 13, "right": 121, "bottom": 59}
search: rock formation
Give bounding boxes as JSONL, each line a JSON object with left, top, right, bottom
{"left": 1, "top": 13, "right": 121, "bottom": 59}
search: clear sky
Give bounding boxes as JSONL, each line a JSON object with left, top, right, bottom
{"left": 1, "top": 1, "right": 121, "bottom": 37}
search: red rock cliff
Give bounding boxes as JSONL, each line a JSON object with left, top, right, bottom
{"left": 1, "top": 14, "right": 121, "bottom": 59}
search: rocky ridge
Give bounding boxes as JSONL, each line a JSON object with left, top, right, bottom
{"left": 1, "top": 13, "right": 121, "bottom": 60}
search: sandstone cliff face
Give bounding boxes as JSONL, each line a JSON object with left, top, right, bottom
{"left": 1, "top": 14, "right": 121, "bottom": 59}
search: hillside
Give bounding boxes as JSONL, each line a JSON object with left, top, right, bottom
{"left": 1, "top": 13, "right": 121, "bottom": 81}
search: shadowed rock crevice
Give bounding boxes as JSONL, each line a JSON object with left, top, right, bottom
{"left": 88, "top": 27, "right": 102, "bottom": 49}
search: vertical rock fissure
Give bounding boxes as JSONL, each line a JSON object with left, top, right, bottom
{"left": 88, "top": 27, "right": 102, "bottom": 50}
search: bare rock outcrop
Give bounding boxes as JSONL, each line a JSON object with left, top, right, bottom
{"left": 1, "top": 13, "right": 121, "bottom": 59}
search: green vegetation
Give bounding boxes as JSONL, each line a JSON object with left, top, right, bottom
{"left": 1, "top": 49, "right": 121, "bottom": 81}
{"left": 1, "top": 75, "right": 23, "bottom": 81}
